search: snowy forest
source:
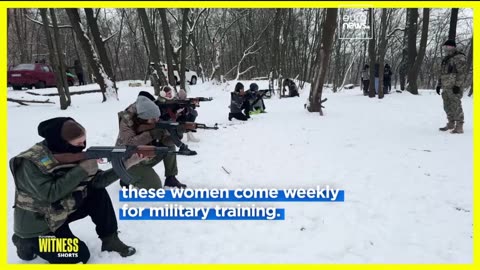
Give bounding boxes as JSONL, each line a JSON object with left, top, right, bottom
{"left": 6, "top": 7, "right": 474, "bottom": 264}
{"left": 7, "top": 8, "right": 473, "bottom": 108}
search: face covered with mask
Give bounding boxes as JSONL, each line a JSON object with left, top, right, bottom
{"left": 37, "top": 117, "right": 87, "bottom": 153}
{"left": 443, "top": 45, "right": 456, "bottom": 55}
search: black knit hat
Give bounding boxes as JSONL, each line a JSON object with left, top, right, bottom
{"left": 250, "top": 83, "right": 259, "bottom": 92}
{"left": 443, "top": 39, "right": 456, "bottom": 47}
{"left": 38, "top": 117, "right": 86, "bottom": 153}
{"left": 138, "top": 91, "right": 156, "bottom": 101}
{"left": 234, "top": 82, "right": 244, "bottom": 92}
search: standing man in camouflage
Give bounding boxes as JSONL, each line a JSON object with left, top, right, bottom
{"left": 436, "top": 39, "right": 467, "bottom": 134}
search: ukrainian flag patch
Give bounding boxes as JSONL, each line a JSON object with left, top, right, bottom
{"left": 40, "top": 157, "right": 53, "bottom": 166}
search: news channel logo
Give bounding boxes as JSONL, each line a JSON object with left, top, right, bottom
{"left": 338, "top": 8, "right": 373, "bottom": 40}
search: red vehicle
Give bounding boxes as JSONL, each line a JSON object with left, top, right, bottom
{"left": 8, "top": 63, "right": 75, "bottom": 90}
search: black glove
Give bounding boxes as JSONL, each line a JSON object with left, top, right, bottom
{"left": 436, "top": 86, "right": 441, "bottom": 95}
{"left": 179, "top": 144, "right": 197, "bottom": 156}
{"left": 452, "top": 85, "right": 461, "bottom": 94}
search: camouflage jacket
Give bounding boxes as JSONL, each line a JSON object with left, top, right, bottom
{"left": 115, "top": 103, "right": 154, "bottom": 146}
{"left": 438, "top": 50, "right": 467, "bottom": 91}
{"left": 10, "top": 142, "right": 119, "bottom": 238}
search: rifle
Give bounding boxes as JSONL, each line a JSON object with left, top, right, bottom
{"left": 155, "top": 97, "right": 213, "bottom": 109}
{"left": 53, "top": 145, "right": 175, "bottom": 185}
{"left": 188, "top": 97, "right": 213, "bottom": 102}
{"left": 179, "top": 122, "right": 219, "bottom": 131}
{"left": 137, "top": 121, "right": 198, "bottom": 155}
{"left": 248, "top": 89, "right": 271, "bottom": 108}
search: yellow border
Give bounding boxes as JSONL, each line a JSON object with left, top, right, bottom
{"left": 1, "top": 1, "right": 479, "bottom": 8}
{"left": 1, "top": 1, "right": 478, "bottom": 269}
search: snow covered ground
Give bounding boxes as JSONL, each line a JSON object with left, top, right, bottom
{"left": 7, "top": 80, "right": 473, "bottom": 263}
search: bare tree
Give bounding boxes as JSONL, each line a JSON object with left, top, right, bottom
{"left": 407, "top": 8, "right": 430, "bottom": 95}
{"left": 49, "top": 9, "right": 71, "bottom": 105}
{"left": 234, "top": 18, "right": 272, "bottom": 80}
{"left": 84, "top": 9, "right": 115, "bottom": 82}
{"left": 405, "top": 8, "right": 419, "bottom": 94}
{"left": 448, "top": 8, "right": 459, "bottom": 40}
{"left": 137, "top": 8, "right": 167, "bottom": 95}
{"left": 368, "top": 8, "right": 376, "bottom": 98}
{"left": 179, "top": 8, "right": 190, "bottom": 90}
{"left": 159, "top": 8, "right": 177, "bottom": 89}
{"left": 39, "top": 9, "right": 69, "bottom": 109}
{"left": 66, "top": 8, "right": 117, "bottom": 102}
{"left": 307, "top": 8, "right": 337, "bottom": 115}
{"left": 377, "top": 9, "right": 390, "bottom": 99}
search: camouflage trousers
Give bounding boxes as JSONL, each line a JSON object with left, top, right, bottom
{"left": 125, "top": 144, "right": 178, "bottom": 189}
{"left": 442, "top": 88, "right": 464, "bottom": 122}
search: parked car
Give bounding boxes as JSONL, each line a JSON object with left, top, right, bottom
{"left": 150, "top": 63, "right": 198, "bottom": 86}
{"left": 8, "top": 63, "right": 75, "bottom": 90}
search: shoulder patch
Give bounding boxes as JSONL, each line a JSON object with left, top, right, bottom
{"left": 40, "top": 156, "right": 53, "bottom": 167}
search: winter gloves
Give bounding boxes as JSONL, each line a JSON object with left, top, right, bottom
{"left": 79, "top": 160, "right": 98, "bottom": 176}
{"left": 123, "top": 153, "right": 147, "bottom": 169}
{"left": 453, "top": 85, "right": 461, "bottom": 94}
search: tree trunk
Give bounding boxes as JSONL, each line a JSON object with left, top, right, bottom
{"left": 14, "top": 10, "right": 28, "bottom": 63}
{"left": 40, "top": 9, "right": 68, "bottom": 110}
{"left": 179, "top": 8, "right": 190, "bottom": 90}
{"left": 368, "top": 8, "right": 376, "bottom": 98}
{"left": 399, "top": 9, "right": 411, "bottom": 91}
{"left": 407, "top": 8, "right": 429, "bottom": 95}
{"left": 84, "top": 9, "right": 114, "bottom": 80}
{"left": 405, "top": 8, "right": 418, "bottom": 93}
{"left": 137, "top": 8, "right": 167, "bottom": 95}
{"left": 448, "top": 8, "right": 459, "bottom": 40}
{"left": 307, "top": 8, "right": 337, "bottom": 115}
{"left": 377, "top": 9, "right": 389, "bottom": 99}
{"left": 271, "top": 9, "right": 283, "bottom": 93}
{"left": 49, "top": 8, "right": 71, "bottom": 105}
{"left": 159, "top": 8, "right": 177, "bottom": 90}
{"left": 66, "top": 8, "right": 117, "bottom": 102}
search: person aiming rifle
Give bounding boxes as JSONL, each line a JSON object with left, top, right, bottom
{"left": 157, "top": 86, "right": 212, "bottom": 122}
{"left": 10, "top": 117, "right": 147, "bottom": 264}
{"left": 228, "top": 82, "right": 251, "bottom": 121}
{"left": 246, "top": 83, "right": 267, "bottom": 114}
{"left": 116, "top": 91, "right": 194, "bottom": 189}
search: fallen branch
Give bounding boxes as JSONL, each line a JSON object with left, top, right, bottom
{"left": 102, "top": 31, "right": 119, "bottom": 43}
{"left": 26, "top": 14, "right": 72, "bottom": 29}
{"left": 409, "top": 148, "right": 432, "bottom": 152}
{"left": 8, "top": 98, "right": 54, "bottom": 106}
{"left": 221, "top": 166, "right": 231, "bottom": 175}
{"left": 27, "top": 89, "right": 102, "bottom": 96}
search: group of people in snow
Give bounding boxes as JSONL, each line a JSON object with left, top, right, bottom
{"left": 228, "top": 78, "right": 299, "bottom": 121}
{"left": 9, "top": 86, "right": 206, "bottom": 263}
{"left": 8, "top": 38, "right": 467, "bottom": 264}
{"left": 360, "top": 63, "right": 393, "bottom": 96}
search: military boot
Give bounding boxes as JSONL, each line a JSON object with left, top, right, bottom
{"left": 439, "top": 121, "right": 455, "bottom": 131}
{"left": 12, "top": 234, "right": 37, "bottom": 261}
{"left": 165, "top": 176, "right": 187, "bottom": 189}
{"left": 451, "top": 121, "right": 464, "bottom": 134}
{"left": 101, "top": 232, "right": 136, "bottom": 257}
